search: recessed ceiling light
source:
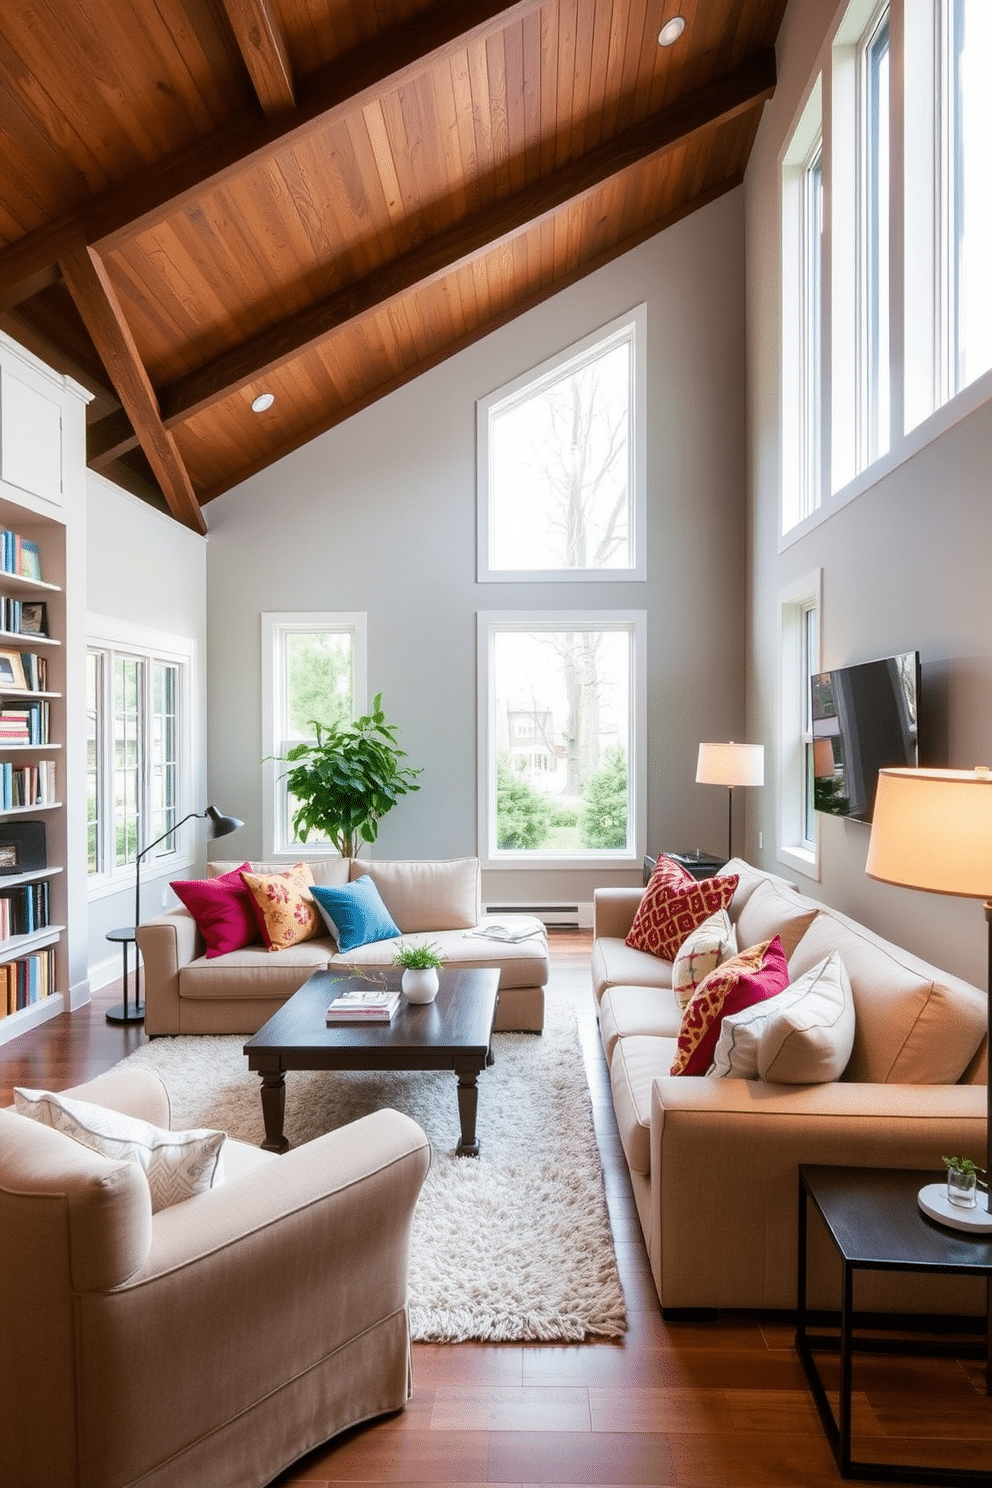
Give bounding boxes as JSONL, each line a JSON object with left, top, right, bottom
{"left": 658, "top": 16, "right": 686, "bottom": 46}
{"left": 251, "top": 392, "right": 275, "bottom": 413}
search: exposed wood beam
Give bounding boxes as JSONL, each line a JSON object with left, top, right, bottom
{"left": 219, "top": 0, "right": 295, "bottom": 115}
{"left": 161, "top": 49, "right": 776, "bottom": 425}
{"left": 58, "top": 244, "right": 206, "bottom": 534}
{"left": 87, "top": 408, "right": 139, "bottom": 470}
{"left": 0, "top": 0, "right": 543, "bottom": 311}
{"left": 197, "top": 174, "right": 744, "bottom": 504}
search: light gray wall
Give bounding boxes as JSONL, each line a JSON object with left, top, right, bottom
{"left": 744, "top": 0, "right": 992, "bottom": 988}
{"left": 205, "top": 193, "right": 750, "bottom": 906}
{"left": 85, "top": 472, "right": 208, "bottom": 984}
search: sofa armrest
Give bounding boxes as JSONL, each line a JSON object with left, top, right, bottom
{"left": 60, "top": 1068, "right": 172, "bottom": 1128}
{"left": 593, "top": 886, "right": 643, "bottom": 940}
{"left": 73, "top": 1108, "right": 431, "bottom": 1483}
{"left": 649, "top": 1077, "right": 985, "bottom": 1311}
{"left": 137, "top": 907, "right": 201, "bottom": 1036}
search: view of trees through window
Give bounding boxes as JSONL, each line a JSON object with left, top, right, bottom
{"left": 491, "top": 624, "right": 631, "bottom": 854}
{"left": 280, "top": 626, "right": 357, "bottom": 848}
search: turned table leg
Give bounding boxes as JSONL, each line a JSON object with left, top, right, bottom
{"left": 258, "top": 1068, "right": 290, "bottom": 1153}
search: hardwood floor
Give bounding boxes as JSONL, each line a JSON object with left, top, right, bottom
{"left": 3, "top": 930, "right": 990, "bottom": 1486}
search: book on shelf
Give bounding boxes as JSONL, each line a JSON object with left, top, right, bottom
{"left": 1, "top": 532, "right": 43, "bottom": 584}
{"left": 326, "top": 988, "right": 401, "bottom": 1022}
{"left": 0, "top": 759, "right": 56, "bottom": 809}
{"left": 1, "top": 945, "right": 56, "bottom": 1016}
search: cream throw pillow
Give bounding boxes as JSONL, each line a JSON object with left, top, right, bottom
{"left": 710, "top": 951, "right": 855, "bottom": 1081}
{"left": 671, "top": 910, "right": 737, "bottom": 1010}
{"left": 14, "top": 1088, "right": 226, "bottom": 1212}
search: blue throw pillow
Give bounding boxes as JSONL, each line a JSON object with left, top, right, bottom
{"left": 310, "top": 876, "right": 401, "bottom": 953}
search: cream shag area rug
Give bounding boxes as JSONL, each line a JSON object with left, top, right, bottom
{"left": 115, "top": 997, "right": 627, "bottom": 1344}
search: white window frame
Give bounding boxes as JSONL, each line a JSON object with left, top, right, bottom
{"left": 781, "top": 80, "right": 824, "bottom": 533}
{"left": 477, "top": 609, "right": 646, "bottom": 871}
{"left": 477, "top": 306, "right": 647, "bottom": 583}
{"left": 86, "top": 616, "right": 195, "bottom": 902}
{"left": 859, "top": 4, "right": 891, "bottom": 468}
{"left": 261, "top": 612, "right": 367, "bottom": 859}
{"left": 778, "top": 572, "right": 822, "bottom": 881}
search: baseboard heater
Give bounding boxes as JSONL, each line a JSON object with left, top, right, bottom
{"left": 484, "top": 902, "right": 593, "bottom": 928}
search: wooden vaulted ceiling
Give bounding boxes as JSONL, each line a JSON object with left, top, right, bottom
{"left": 0, "top": 1, "right": 785, "bottom": 533}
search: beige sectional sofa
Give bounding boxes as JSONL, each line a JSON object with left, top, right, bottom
{"left": 593, "top": 858, "right": 988, "bottom": 1315}
{"left": 139, "top": 856, "right": 548, "bottom": 1036}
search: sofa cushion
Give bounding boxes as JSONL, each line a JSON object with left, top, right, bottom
{"left": 720, "top": 858, "right": 800, "bottom": 919}
{"left": 241, "top": 863, "right": 321, "bottom": 951}
{"left": 672, "top": 910, "right": 737, "bottom": 1009}
{"left": 592, "top": 937, "right": 674, "bottom": 1003}
{"left": 671, "top": 937, "right": 789, "bottom": 1076}
{"left": 788, "top": 910, "right": 987, "bottom": 1084}
{"left": 171, "top": 863, "right": 261, "bottom": 958}
{"left": 350, "top": 858, "right": 480, "bottom": 933}
{"left": 14, "top": 1088, "right": 225, "bottom": 1213}
{"left": 599, "top": 985, "right": 683, "bottom": 1061}
{"left": 610, "top": 1035, "right": 678, "bottom": 1175}
{"left": 734, "top": 877, "right": 819, "bottom": 959}
{"left": 311, "top": 876, "right": 402, "bottom": 952}
{"left": 210, "top": 858, "right": 351, "bottom": 887}
{"left": 710, "top": 950, "right": 854, "bottom": 1081}
{"left": 626, "top": 867, "right": 738, "bottom": 961}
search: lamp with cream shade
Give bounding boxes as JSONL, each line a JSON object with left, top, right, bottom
{"left": 866, "top": 766, "right": 992, "bottom": 1233}
{"left": 695, "top": 741, "right": 764, "bottom": 861}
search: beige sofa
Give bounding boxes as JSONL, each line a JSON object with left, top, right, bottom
{"left": 139, "top": 856, "right": 549, "bottom": 1036}
{"left": 0, "top": 1067, "right": 431, "bottom": 1488}
{"left": 593, "top": 858, "right": 988, "bottom": 1315}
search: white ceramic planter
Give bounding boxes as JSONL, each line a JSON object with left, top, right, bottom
{"left": 401, "top": 967, "right": 440, "bottom": 1003}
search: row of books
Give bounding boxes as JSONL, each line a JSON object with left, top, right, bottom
{"left": 0, "top": 880, "right": 51, "bottom": 941}
{"left": 0, "top": 651, "right": 50, "bottom": 691}
{"left": 0, "top": 700, "right": 50, "bottom": 743}
{"left": 1, "top": 946, "right": 56, "bottom": 1015}
{"left": 1, "top": 532, "right": 42, "bottom": 582}
{"left": 0, "top": 760, "right": 56, "bottom": 808}
{"left": 0, "top": 597, "right": 47, "bottom": 637}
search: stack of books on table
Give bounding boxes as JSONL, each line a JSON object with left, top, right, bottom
{"left": 326, "top": 988, "right": 401, "bottom": 1023}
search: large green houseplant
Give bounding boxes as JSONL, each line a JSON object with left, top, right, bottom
{"left": 280, "top": 693, "right": 422, "bottom": 857}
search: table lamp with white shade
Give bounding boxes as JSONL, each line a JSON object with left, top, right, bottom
{"left": 695, "top": 741, "right": 765, "bottom": 861}
{"left": 865, "top": 766, "right": 992, "bottom": 1234}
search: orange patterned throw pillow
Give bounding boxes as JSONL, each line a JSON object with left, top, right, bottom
{"left": 670, "top": 936, "right": 789, "bottom": 1076}
{"left": 625, "top": 858, "right": 739, "bottom": 962}
{"left": 240, "top": 862, "right": 320, "bottom": 951}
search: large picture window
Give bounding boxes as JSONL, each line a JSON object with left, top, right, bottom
{"left": 479, "top": 612, "right": 645, "bottom": 866}
{"left": 87, "top": 626, "right": 191, "bottom": 888}
{"left": 261, "top": 613, "right": 367, "bottom": 856}
{"left": 477, "top": 308, "right": 646, "bottom": 581}
{"left": 943, "top": 0, "right": 992, "bottom": 398}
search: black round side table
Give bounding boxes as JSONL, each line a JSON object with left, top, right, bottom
{"left": 105, "top": 926, "right": 144, "bottom": 1025}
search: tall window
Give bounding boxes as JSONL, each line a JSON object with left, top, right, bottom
{"left": 479, "top": 612, "right": 645, "bottom": 865}
{"left": 87, "top": 632, "right": 189, "bottom": 887}
{"left": 477, "top": 308, "right": 646, "bottom": 581}
{"left": 261, "top": 613, "right": 367, "bottom": 855}
{"left": 861, "top": 7, "right": 890, "bottom": 464}
{"left": 943, "top": 0, "right": 992, "bottom": 397}
{"left": 801, "top": 141, "right": 824, "bottom": 515}
{"left": 782, "top": 78, "right": 823, "bottom": 533}
{"left": 778, "top": 574, "right": 821, "bottom": 878}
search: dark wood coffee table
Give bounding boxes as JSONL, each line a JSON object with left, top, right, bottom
{"left": 243, "top": 966, "right": 500, "bottom": 1156}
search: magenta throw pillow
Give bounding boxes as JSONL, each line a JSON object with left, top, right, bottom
{"left": 171, "top": 863, "right": 261, "bottom": 958}
{"left": 671, "top": 936, "right": 790, "bottom": 1076}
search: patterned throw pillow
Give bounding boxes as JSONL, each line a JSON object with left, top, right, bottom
{"left": 670, "top": 936, "right": 789, "bottom": 1076}
{"left": 310, "top": 876, "right": 402, "bottom": 953}
{"left": 626, "top": 861, "right": 739, "bottom": 962}
{"left": 171, "top": 862, "right": 261, "bottom": 958}
{"left": 14, "top": 1088, "right": 225, "bottom": 1213}
{"left": 710, "top": 950, "right": 855, "bottom": 1081}
{"left": 241, "top": 862, "right": 320, "bottom": 951}
{"left": 671, "top": 909, "right": 738, "bottom": 1009}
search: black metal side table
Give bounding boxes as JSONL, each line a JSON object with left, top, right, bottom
{"left": 105, "top": 926, "right": 143, "bottom": 1025}
{"left": 797, "top": 1163, "right": 992, "bottom": 1482}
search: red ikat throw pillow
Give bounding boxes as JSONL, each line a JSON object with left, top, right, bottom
{"left": 625, "top": 859, "right": 739, "bottom": 962}
{"left": 670, "top": 936, "right": 790, "bottom": 1076}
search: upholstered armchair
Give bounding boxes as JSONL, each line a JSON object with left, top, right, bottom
{"left": 0, "top": 1067, "right": 431, "bottom": 1488}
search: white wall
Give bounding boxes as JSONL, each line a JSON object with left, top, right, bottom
{"left": 205, "top": 193, "right": 750, "bottom": 906}
{"left": 85, "top": 473, "right": 208, "bottom": 984}
{"left": 744, "top": 0, "right": 992, "bottom": 988}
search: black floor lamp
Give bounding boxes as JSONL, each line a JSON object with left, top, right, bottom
{"left": 105, "top": 804, "right": 244, "bottom": 1025}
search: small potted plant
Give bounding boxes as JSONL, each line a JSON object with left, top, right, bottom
{"left": 942, "top": 1155, "right": 981, "bottom": 1209}
{"left": 393, "top": 941, "right": 445, "bottom": 1003}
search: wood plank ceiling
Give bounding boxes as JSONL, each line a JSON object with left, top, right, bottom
{"left": 0, "top": 1, "right": 786, "bottom": 532}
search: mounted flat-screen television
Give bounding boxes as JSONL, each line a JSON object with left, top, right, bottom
{"left": 810, "top": 651, "right": 921, "bottom": 823}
